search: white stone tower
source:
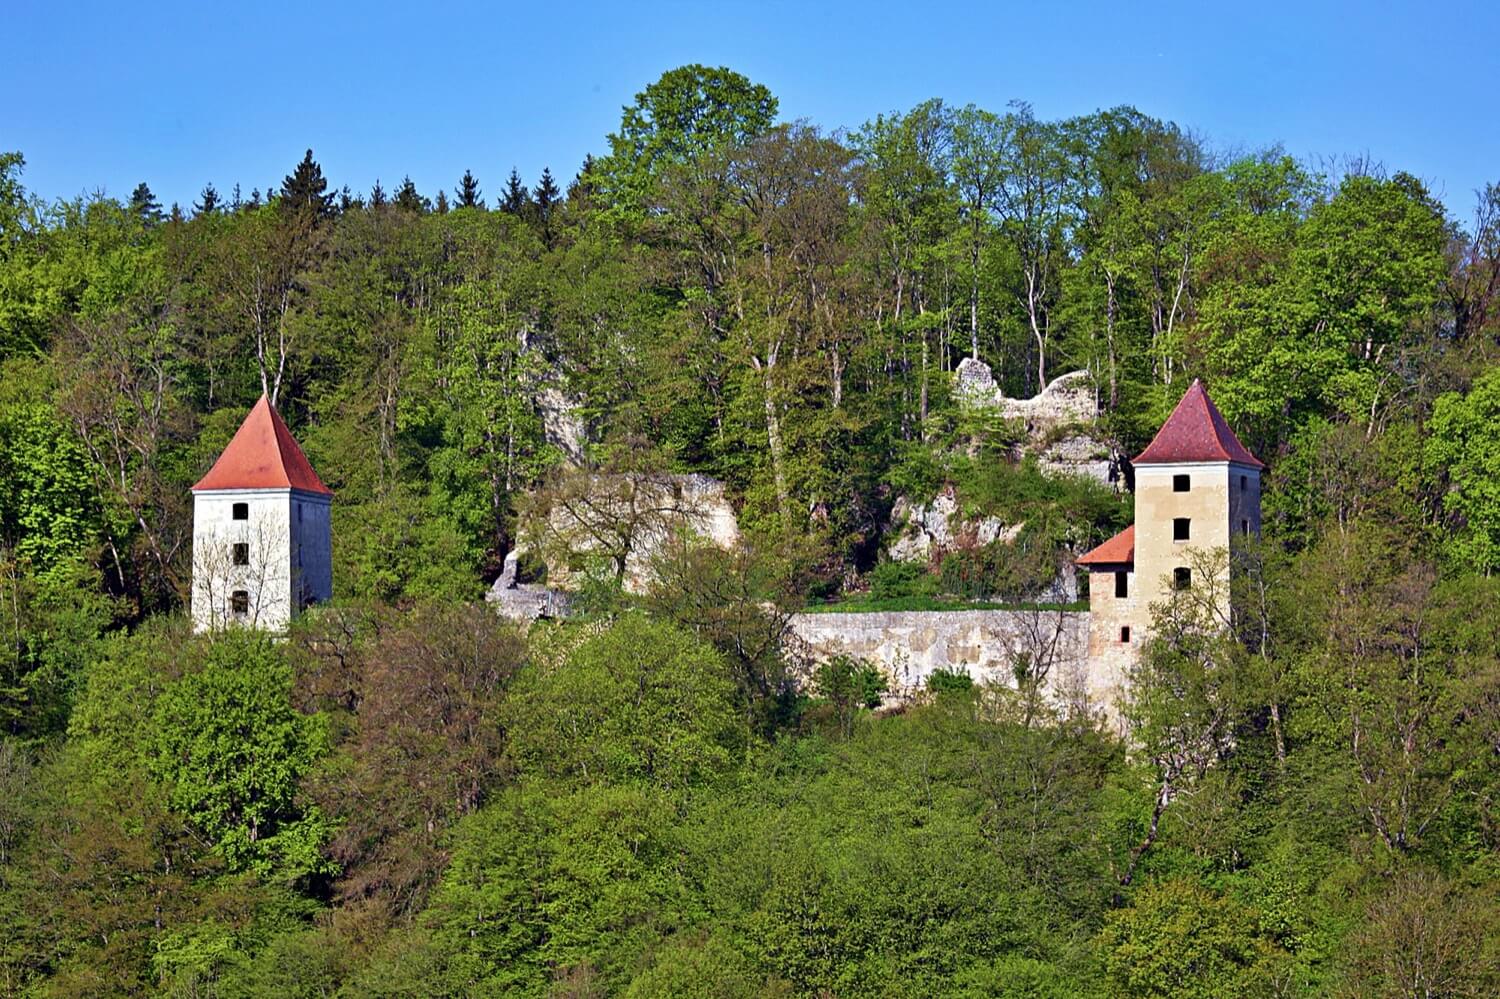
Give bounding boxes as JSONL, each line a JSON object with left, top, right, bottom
{"left": 190, "top": 395, "right": 332, "bottom": 632}
{"left": 1077, "top": 379, "right": 1262, "bottom": 688}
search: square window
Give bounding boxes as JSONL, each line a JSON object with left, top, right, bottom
{"left": 232, "top": 502, "right": 248, "bottom": 520}
{"left": 1173, "top": 474, "right": 1190, "bottom": 492}
{"left": 1174, "top": 567, "right": 1192, "bottom": 590}
{"left": 1114, "top": 571, "right": 1128, "bottom": 598}
{"left": 232, "top": 543, "right": 249, "bottom": 566}
{"left": 1120, "top": 626, "right": 1131, "bottom": 643}
{"left": 1173, "top": 518, "right": 1190, "bottom": 541}
{"left": 230, "top": 590, "right": 249, "bottom": 616}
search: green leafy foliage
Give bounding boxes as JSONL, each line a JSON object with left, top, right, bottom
{"left": 1099, "top": 876, "right": 1276, "bottom": 998}
{"left": 150, "top": 631, "right": 332, "bottom": 879}
{"left": 507, "top": 614, "right": 746, "bottom": 792}
{"left": 811, "top": 654, "right": 887, "bottom": 736}
{"left": 1427, "top": 366, "right": 1500, "bottom": 573}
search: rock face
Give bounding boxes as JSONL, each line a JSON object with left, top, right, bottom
{"left": 954, "top": 358, "right": 1120, "bottom": 488}
{"left": 486, "top": 550, "right": 570, "bottom": 621}
{"left": 788, "top": 608, "right": 1119, "bottom": 726}
{"left": 887, "top": 488, "right": 1020, "bottom": 564}
{"left": 541, "top": 472, "right": 740, "bottom": 595}
{"left": 1037, "top": 433, "right": 1116, "bottom": 486}
{"left": 538, "top": 385, "right": 588, "bottom": 466}
{"left": 955, "top": 360, "right": 1098, "bottom": 434}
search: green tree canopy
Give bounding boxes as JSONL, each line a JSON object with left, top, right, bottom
{"left": 149, "top": 631, "right": 332, "bottom": 879}
{"left": 598, "top": 64, "right": 778, "bottom": 218}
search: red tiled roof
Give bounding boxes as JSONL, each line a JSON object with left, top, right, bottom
{"left": 1133, "top": 379, "right": 1263, "bottom": 468}
{"left": 192, "top": 395, "right": 331, "bottom": 495}
{"left": 1076, "top": 525, "right": 1134, "bottom": 567}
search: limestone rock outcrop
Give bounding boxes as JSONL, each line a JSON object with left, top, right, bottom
{"left": 537, "top": 472, "right": 740, "bottom": 595}
{"left": 486, "top": 550, "right": 571, "bottom": 621}
{"left": 887, "top": 489, "right": 1019, "bottom": 564}
{"left": 954, "top": 358, "right": 1120, "bottom": 488}
{"left": 955, "top": 359, "right": 1097, "bottom": 434}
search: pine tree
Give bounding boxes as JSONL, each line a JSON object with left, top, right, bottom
{"left": 129, "top": 182, "right": 163, "bottom": 226}
{"left": 248, "top": 188, "right": 263, "bottom": 208}
{"left": 230, "top": 183, "right": 243, "bottom": 211}
{"left": 338, "top": 185, "right": 355, "bottom": 213}
{"left": 281, "top": 149, "right": 335, "bottom": 218}
{"left": 533, "top": 167, "right": 560, "bottom": 246}
{"left": 394, "top": 176, "right": 428, "bottom": 213}
{"left": 455, "top": 169, "right": 484, "bottom": 209}
{"left": 169, "top": 202, "right": 184, "bottom": 224}
{"left": 568, "top": 154, "right": 598, "bottom": 201}
{"left": 500, "top": 168, "right": 531, "bottom": 215}
{"left": 194, "top": 183, "right": 221, "bottom": 216}
{"left": 369, "top": 178, "right": 387, "bottom": 207}
{"left": 434, "top": 190, "right": 450, "bottom": 214}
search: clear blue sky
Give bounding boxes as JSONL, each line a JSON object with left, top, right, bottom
{"left": 6, "top": 0, "right": 1497, "bottom": 221}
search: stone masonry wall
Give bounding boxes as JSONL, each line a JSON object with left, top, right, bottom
{"left": 788, "top": 609, "right": 1125, "bottom": 729}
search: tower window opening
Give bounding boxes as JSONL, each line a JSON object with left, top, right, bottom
{"left": 1114, "top": 571, "right": 1128, "bottom": 598}
{"left": 297, "top": 504, "right": 303, "bottom": 524}
{"left": 1240, "top": 474, "right": 1248, "bottom": 491}
{"left": 1173, "top": 474, "right": 1190, "bottom": 492}
{"left": 232, "top": 502, "right": 248, "bottom": 520}
{"left": 232, "top": 543, "right": 249, "bottom": 566}
{"left": 1174, "top": 567, "right": 1192, "bottom": 590}
{"left": 1120, "top": 626, "right": 1131, "bottom": 643}
{"left": 1242, "top": 519, "right": 1250, "bottom": 536}
{"left": 230, "top": 590, "right": 249, "bottom": 616}
{"left": 1173, "top": 517, "right": 1191, "bottom": 541}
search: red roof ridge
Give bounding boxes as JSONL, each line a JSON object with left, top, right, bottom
{"left": 1076, "top": 524, "right": 1135, "bottom": 566}
{"left": 1133, "top": 379, "right": 1263, "bottom": 469}
{"left": 191, "top": 395, "right": 331, "bottom": 495}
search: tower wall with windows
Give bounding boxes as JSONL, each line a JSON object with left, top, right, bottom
{"left": 191, "top": 488, "right": 294, "bottom": 632}
{"left": 1132, "top": 461, "right": 1252, "bottom": 623}
{"left": 191, "top": 487, "right": 332, "bottom": 633}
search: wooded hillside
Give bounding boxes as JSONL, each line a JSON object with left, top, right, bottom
{"left": 2, "top": 65, "right": 1499, "bottom": 996}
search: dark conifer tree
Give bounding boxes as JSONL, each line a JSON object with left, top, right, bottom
{"left": 230, "top": 183, "right": 243, "bottom": 211}
{"left": 129, "top": 182, "right": 163, "bottom": 226}
{"left": 338, "top": 185, "right": 355, "bottom": 213}
{"left": 500, "top": 168, "right": 531, "bottom": 215}
{"left": 533, "top": 167, "right": 560, "bottom": 246}
{"left": 281, "top": 149, "right": 335, "bottom": 218}
{"left": 393, "top": 176, "right": 428, "bottom": 213}
{"left": 568, "top": 154, "right": 598, "bottom": 201}
{"left": 434, "top": 190, "right": 450, "bottom": 214}
{"left": 248, "top": 188, "right": 263, "bottom": 208}
{"left": 193, "top": 183, "right": 221, "bottom": 216}
{"left": 455, "top": 169, "right": 483, "bottom": 209}
{"left": 369, "top": 179, "right": 387, "bottom": 208}
{"left": 169, "top": 202, "right": 184, "bottom": 224}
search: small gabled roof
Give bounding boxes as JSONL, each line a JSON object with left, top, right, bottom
{"left": 192, "top": 395, "right": 331, "bottom": 495}
{"left": 1133, "top": 379, "right": 1263, "bottom": 469}
{"left": 1076, "top": 525, "right": 1134, "bottom": 567}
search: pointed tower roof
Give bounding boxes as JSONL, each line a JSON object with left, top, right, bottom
{"left": 192, "top": 395, "right": 331, "bottom": 494}
{"left": 1133, "top": 379, "right": 1263, "bottom": 469}
{"left": 1076, "top": 525, "right": 1135, "bottom": 567}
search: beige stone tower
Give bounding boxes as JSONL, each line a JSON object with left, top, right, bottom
{"left": 1077, "top": 380, "right": 1262, "bottom": 691}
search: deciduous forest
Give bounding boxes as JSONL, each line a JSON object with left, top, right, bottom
{"left": 2, "top": 65, "right": 1499, "bottom": 996}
